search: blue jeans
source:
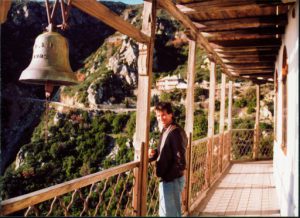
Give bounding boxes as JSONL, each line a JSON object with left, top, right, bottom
{"left": 158, "top": 176, "right": 185, "bottom": 217}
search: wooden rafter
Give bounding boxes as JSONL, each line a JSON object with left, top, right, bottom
{"left": 222, "top": 57, "right": 276, "bottom": 64}
{"left": 157, "top": 0, "right": 234, "bottom": 78}
{"left": 69, "top": 0, "right": 150, "bottom": 44}
{"left": 202, "top": 27, "right": 285, "bottom": 35}
{"left": 210, "top": 38, "right": 282, "bottom": 49}
{"left": 215, "top": 47, "right": 279, "bottom": 52}
{"left": 193, "top": 14, "right": 287, "bottom": 29}
{"left": 226, "top": 64, "right": 274, "bottom": 70}
{"left": 232, "top": 69, "right": 275, "bottom": 74}
{"left": 204, "top": 33, "right": 279, "bottom": 41}
{"left": 176, "top": 1, "right": 294, "bottom": 14}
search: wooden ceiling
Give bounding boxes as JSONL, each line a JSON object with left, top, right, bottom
{"left": 67, "top": 0, "right": 295, "bottom": 83}
{"left": 172, "top": 0, "right": 296, "bottom": 83}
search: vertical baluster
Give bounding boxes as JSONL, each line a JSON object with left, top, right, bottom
{"left": 219, "top": 74, "right": 226, "bottom": 173}
{"left": 253, "top": 84, "right": 260, "bottom": 160}
{"left": 227, "top": 81, "right": 233, "bottom": 162}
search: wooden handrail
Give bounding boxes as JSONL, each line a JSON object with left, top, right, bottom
{"left": 0, "top": 160, "right": 140, "bottom": 216}
{"left": 192, "top": 137, "right": 208, "bottom": 146}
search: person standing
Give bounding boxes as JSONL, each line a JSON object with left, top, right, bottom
{"left": 149, "top": 101, "right": 187, "bottom": 217}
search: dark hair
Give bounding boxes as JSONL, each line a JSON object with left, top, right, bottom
{"left": 155, "top": 102, "right": 173, "bottom": 114}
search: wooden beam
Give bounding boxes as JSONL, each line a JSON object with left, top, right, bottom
{"left": 177, "top": 0, "right": 294, "bottom": 14}
{"left": 226, "top": 63, "right": 274, "bottom": 68}
{"left": 185, "top": 39, "right": 196, "bottom": 136}
{"left": 180, "top": 4, "right": 290, "bottom": 18}
{"left": 229, "top": 69, "right": 274, "bottom": 73}
{"left": 218, "top": 53, "right": 277, "bottom": 58}
{"left": 229, "top": 70, "right": 274, "bottom": 74}
{"left": 239, "top": 73, "right": 274, "bottom": 78}
{"left": 193, "top": 15, "right": 287, "bottom": 32}
{"left": 134, "top": 0, "right": 157, "bottom": 216}
{"left": 210, "top": 38, "right": 282, "bottom": 48}
{"left": 184, "top": 39, "right": 196, "bottom": 213}
{"left": 202, "top": 27, "right": 285, "bottom": 35}
{"left": 70, "top": 0, "right": 150, "bottom": 44}
{"left": 212, "top": 45, "right": 281, "bottom": 50}
{"left": 222, "top": 57, "right": 276, "bottom": 63}
{"left": 157, "top": 0, "right": 234, "bottom": 78}
{"left": 233, "top": 70, "right": 274, "bottom": 74}
{"left": 204, "top": 33, "right": 279, "bottom": 41}
{"left": 228, "top": 63, "right": 274, "bottom": 67}
{"left": 230, "top": 74, "right": 272, "bottom": 84}
{"left": 216, "top": 47, "right": 279, "bottom": 53}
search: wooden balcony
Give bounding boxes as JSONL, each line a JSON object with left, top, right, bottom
{"left": 0, "top": 129, "right": 275, "bottom": 216}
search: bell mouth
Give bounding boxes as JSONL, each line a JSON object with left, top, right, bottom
{"left": 19, "top": 79, "right": 78, "bottom": 86}
{"left": 19, "top": 66, "right": 78, "bottom": 86}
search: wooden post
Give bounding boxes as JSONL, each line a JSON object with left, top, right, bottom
{"left": 206, "top": 59, "right": 216, "bottom": 188}
{"left": 253, "top": 84, "right": 260, "bottom": 160}
{"left": 0, "top": 0, "right": 12, "bottom": 24}
{"left": 184, "top": 133, "right": 192, "bottom": 215}
{"left": 184, "top": 39, "right": 196, "bottom": 213}
{"left": 133, "top": 0, "right": 156, "bottom": 216}
{"left": 219, "top": 74, "right": 226, "bottom": 173}
{"left": 227, "top": 80, "right": 233, "bottom": 162}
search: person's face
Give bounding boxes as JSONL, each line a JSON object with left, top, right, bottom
{"left": 155, "top": 109, "right": 173, "bottom": 129}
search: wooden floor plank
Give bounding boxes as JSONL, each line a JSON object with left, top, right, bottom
{"left": 190, "top": 160, "right": 280, "bottom": 217}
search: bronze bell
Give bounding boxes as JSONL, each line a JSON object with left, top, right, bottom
{"left": 19, "top": 29, "right": 78, "bottom": 86}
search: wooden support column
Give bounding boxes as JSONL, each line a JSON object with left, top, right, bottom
{"left": 0, "top": 0, "right": 11, "bottom": 24}
{"left": 253, "top": 84, "right": 260, "bottom": 160}
{"left": 206, "top": 60, "right": 216, "bottom": 188}
{"left": 184, "top": 39, "right": 196, "bottom": 213}
{"left": 133, "top": 0, "right": 156, "bottom": 216}
{"left": 219, "top": 74, "right": 226, "bottom": 173}
{"left": 227, "top": 80, "right": 233, "bottom": 162}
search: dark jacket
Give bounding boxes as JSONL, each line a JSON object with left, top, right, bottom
{"left": 151, "top": 123, "right": 187, "bottom": 182}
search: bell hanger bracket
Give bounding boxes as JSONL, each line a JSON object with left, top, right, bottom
{"left": 45, "top": 0, "right": 72, "bottom": 31}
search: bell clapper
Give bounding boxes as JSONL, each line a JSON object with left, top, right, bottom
{"left": 44, "top": 83, "right": 53, "bottom": 144}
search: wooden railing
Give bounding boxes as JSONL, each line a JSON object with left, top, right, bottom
{"left": 1, "top": 128, "right": 272, "bottom": 216}
{"left": 146, "top": 161, "right": 160, "bottom": 216}
{"left": 0, "top": 161, "right": 139, "bottom": 216}
{"left": 258, "top": 129, "right": 274, "bottom": 160}
{"left": 187, "top": 130, "right": 231, "bottom": 212}
{"left": 231, "top": 129, "right": 255, "bottom": 160}
{"left": 231, "top": 128, "right": 273, "bottom": 161}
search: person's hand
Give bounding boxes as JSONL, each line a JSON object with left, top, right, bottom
{"left": 148, "top": 148, "right": 156, "bottom": 158}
